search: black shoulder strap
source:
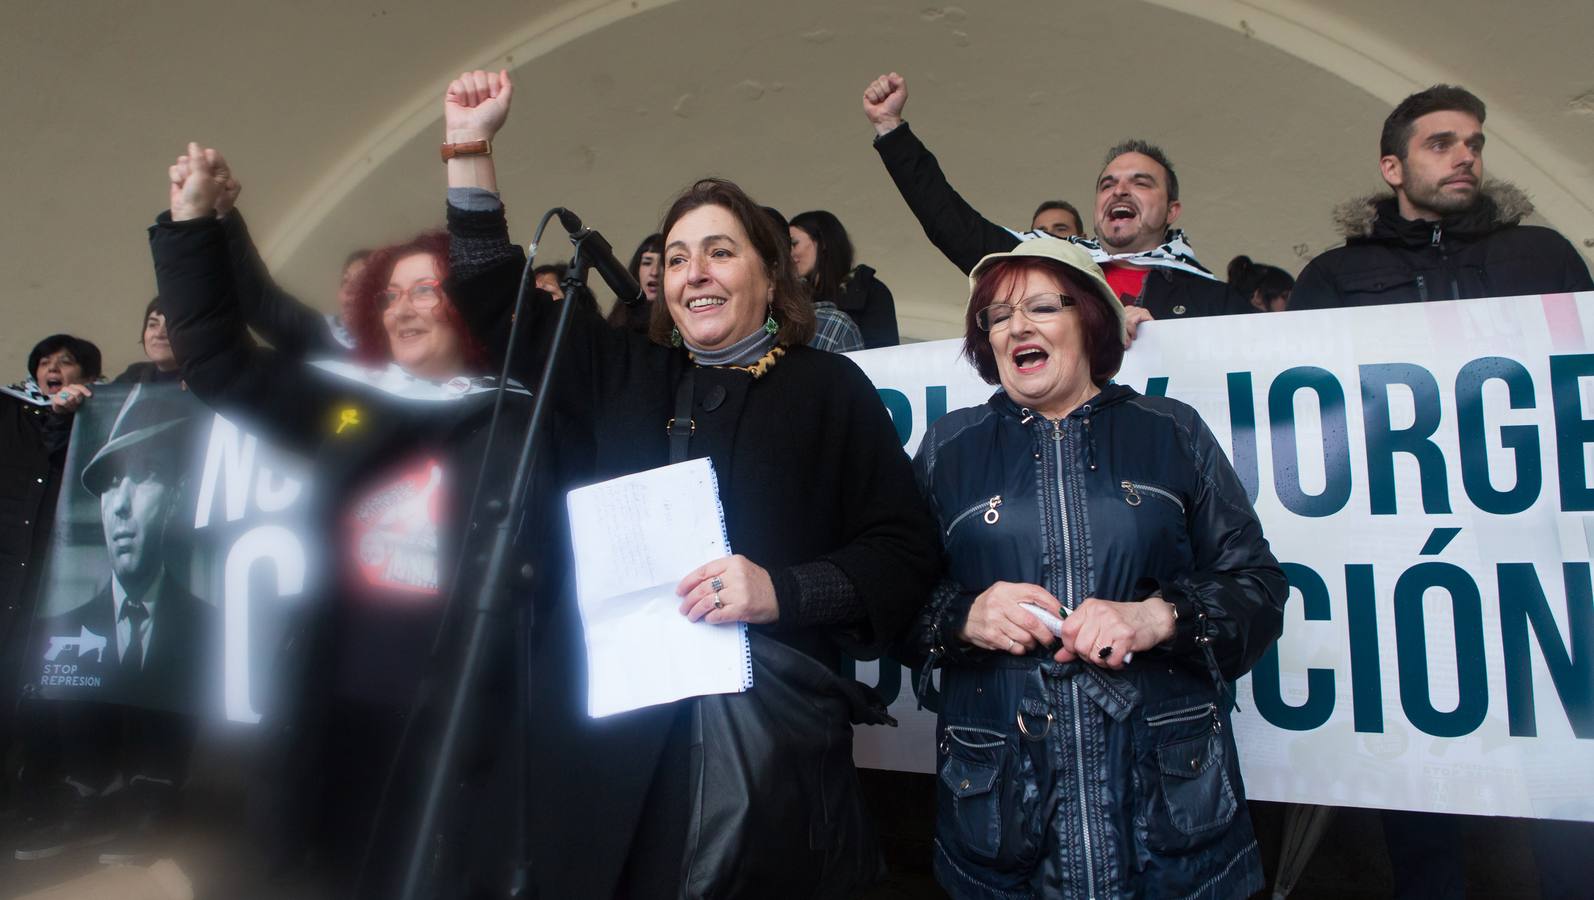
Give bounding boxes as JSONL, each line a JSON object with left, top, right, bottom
{"left": 668, "top": 367, "right": 695, "bottom": 463}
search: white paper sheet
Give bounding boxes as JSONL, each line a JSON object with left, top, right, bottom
{"left": 565, "top": 458, "right": 751, "bottom": 717}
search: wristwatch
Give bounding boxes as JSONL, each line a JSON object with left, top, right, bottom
{"left": 440, "top": 140, "right": 492, "bottom": 163}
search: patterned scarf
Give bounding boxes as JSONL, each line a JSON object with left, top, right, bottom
{"left": 1, "top": 378, "right": 54, "bottom": 407}
{"left": 1008, "top": 227, "right": 1220, "bottom": 281}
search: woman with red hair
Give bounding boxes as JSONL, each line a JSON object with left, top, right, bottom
{"left": 340, "top": 230, "right": 488, "bottom": 374}
{"left": 148, "top": 144, "right": 550, "bottom": 896}
{"left": 906, "top": 240, "right": 1285, "bottom": 899}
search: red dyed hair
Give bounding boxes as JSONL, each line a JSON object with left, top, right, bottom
{"left": 345, "top": 230, "right": 489, "bottom": 372}
{"left": 962, "top": 257, "right": 1124, "bottom": 387}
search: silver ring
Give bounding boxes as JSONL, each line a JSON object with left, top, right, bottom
{"left": 1007, "top": 638, "right": 1016, "bottom": 651}
{"left": 710, "top": 576, "right": 724, "bottom": 593}
{"left": 713, "top": 592, "right": 724, "bottom": 610}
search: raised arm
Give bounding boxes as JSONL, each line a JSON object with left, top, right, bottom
{"left": 441, "top": 69, "right": 529, "bottom": 361}
{"left": 156, "top": 144, "right": 357, "bottom": 455}
{"left": 442, "top": 70, "right": 620, "bottom": 392}
{"left": 863, "top": 72, "right": 1024, "bottom": 274}
{"left": 223, "top": 209, "right": 342, "bottom": 357}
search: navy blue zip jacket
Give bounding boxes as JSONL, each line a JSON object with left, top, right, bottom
{"left": 908, "top": 383, "right": 1286, "bottom": 900}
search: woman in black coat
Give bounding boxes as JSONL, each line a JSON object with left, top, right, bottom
{"left": 442, "top": 70, "right": 940, "bottom": 898}
{"left": 153, "top": 145, "right": 554, "bottom": 896}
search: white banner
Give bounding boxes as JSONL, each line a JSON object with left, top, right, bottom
{"left": 844, "top": 292, "right": 1594, "bottom": 823}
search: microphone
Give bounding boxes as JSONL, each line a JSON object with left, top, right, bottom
{"left": 555, "top": 208, "right": 646, "bottom": 306}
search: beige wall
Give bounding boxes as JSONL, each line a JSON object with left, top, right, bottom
{"left": 4, "top": 0, "right": 1591, "bottom": 376}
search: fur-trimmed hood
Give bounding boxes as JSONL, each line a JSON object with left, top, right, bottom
{"left": 1332, "top": 180, "right": 1535, "bottom": 240}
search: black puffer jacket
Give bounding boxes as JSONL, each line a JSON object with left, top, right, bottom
{"left": 1291, "top": 182, "right": 1594, "bottom": 309}
{"left": 873, "top": 123, "right": 1247, "bottom": 321}
{"left": 908, "top": 384, "right": 1286, "bottom": 899}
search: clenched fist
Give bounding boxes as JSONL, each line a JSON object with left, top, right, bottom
{"left": 168, "top": 143, "right": 229, "bottom": 222}
{"left": 444, "top": 69, "right": 514, "bottom": 143}
{"left": 862, "top": 72, "right": 908, "bottom": 136}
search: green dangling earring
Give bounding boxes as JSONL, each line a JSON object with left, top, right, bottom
{"left": 670, "top": 326, "right": 683, "bottom": 348}
{"left": 762, "top": 314, "right": 780, "bottom": 336}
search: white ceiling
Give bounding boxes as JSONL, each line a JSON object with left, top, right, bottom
{"left": 4, "top": 0, "right": 1590, "bottom": 372}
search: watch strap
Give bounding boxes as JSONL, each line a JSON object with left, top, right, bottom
{"left": 440, "top": 139, "right": 492, "bottom": 163}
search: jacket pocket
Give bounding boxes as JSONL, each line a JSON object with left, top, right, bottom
{"left": 945, "top": 495, "right": 1003, "bottom": 537}
{"left": 936, "top": 723, "right": 1047, "bottom": 871}
{"left": 1137, "top": 699, "right": 1238, "bottom": 854}
{"left": 1336, "top": 267, "right": 1424, "bottom": 304}
{"left": 1119, "top": 479, "right": 1185, "bottom": 516}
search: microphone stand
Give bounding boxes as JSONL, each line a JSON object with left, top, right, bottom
{"left": 393, "top": 224, "right": 593, "bottom": 900}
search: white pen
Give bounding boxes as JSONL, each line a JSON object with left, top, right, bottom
{"left": 1019, "top": 603, "right": 1133, "bottom": 664}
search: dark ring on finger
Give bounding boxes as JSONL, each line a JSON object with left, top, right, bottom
{"left": 1097, "top": 646, "right": 1114, "bottom": 661}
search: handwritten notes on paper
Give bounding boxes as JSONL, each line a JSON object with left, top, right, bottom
{"left": 565, "top": 458, "right": 752, "bottom": 717}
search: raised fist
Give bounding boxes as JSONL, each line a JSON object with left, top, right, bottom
{"left": 168, "top": 142, "right": 227, "bottom": 222}
{"left": 862, "top": 72, "right": 908, "bottom": 136}
{"left": 444, "top": 69, "right": 514, "bottom": 143}
{"left": 212, "top": 147, "right": 242, "bottom": 218}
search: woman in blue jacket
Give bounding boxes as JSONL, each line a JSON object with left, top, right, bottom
{"left": 908, "top": 239, "right": 1287, "bottom": 899}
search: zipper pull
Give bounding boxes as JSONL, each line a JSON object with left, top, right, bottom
{"left": 1210, "top": 703, "right": 1222, "bottom": 735}
{"left": 1121, "top": 481, "right": 1142, "bottom": 506}
{"left": 982, "top": 495, "right": 1003, "bottom": 525}
{"left": 1051, "top": 419, "right": 1064, "bottom": 441}
{"left": 1431, "top": 224, "right": 1442, "bottom": 247}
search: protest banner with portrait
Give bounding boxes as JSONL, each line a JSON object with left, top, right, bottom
{"left": 29, "top": 382, "right": 313, "bottom": 722}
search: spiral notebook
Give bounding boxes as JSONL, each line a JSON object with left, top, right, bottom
{"left": 566, "top": 457, "right": 753, "bottom": 718}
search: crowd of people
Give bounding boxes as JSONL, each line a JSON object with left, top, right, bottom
{"left": 0, "top": 62, "right": 1589, "bottom": 900}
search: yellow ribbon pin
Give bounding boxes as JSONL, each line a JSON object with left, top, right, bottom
{"left": 335, "top": 407, "right": 361, "bottom": 434}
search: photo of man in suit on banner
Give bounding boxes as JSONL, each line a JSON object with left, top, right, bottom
{"left": 33, "top": 383, "right": 215, "bottom": 714}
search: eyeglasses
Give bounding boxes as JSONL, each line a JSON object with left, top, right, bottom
{"left": 380, "top": 279, "right": 443, "bottom": 311}
{"left": 975, "top": 292, "right": 1075, "bottom": 331}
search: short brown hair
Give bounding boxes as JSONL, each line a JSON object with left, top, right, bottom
{"left": 963, "top": 257, "right": 1124, "bottom": 387}
{"left": 650, "top": 178, "right": 815, "bottom": 347}
{"left": 1380, "top": 85, "right": 1486, "bottom": 160}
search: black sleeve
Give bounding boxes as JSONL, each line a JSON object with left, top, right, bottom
{"left": 770, "top": 361, "right": 943, "bottom": 659}
{"left": 895, "top": 420, "right": 985, "bottom": 668}
{"left": 1222, "top": 282, "right": 1255, "bottom": 316}
{"left": 1287, "top": 256, "right": 1341, "bottom": 311}
{"left": 1151, "top": 412, "right": 1287, "bottom": 681}
{"left": 1551, "top": 233, "right": 1594, "bottom": 293}
{"left": 151, "top": 215, "right": 356, "bottom": 456}
{"left": 221, "top": 212, "right": 339, "bottom": 358}
{"left": 445, "top": 201, "right": 526, "bottom": 367}
{"left": 855, "top": 275, "right": 900, "bottom": 348}
{"left": 445, "top": 201, "right": 635, "bottom": 399}
{"left": 873, "top": 123, "right": 1024, "bottom": 274}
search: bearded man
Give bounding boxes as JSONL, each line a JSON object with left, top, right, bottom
{"left": 1292, "top": 84, "right": 1592, "bottom": 309}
